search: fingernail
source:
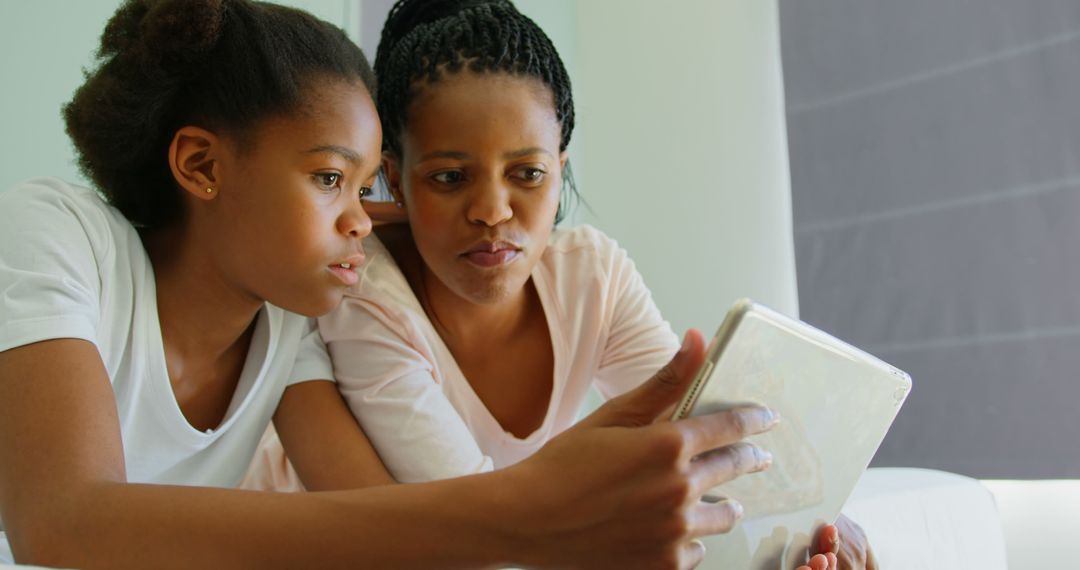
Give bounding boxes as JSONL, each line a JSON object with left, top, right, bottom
{"left": 762, "top": 407, "right": 781, "bottom": 426}
{"left": 680, "top": 333, "right": 693, "bottom": 354}
{"left": 731, "top": 501, "right": 744, "bottom": 519}
{"left": 759, "top": 449, "right": 774, "bottom": 470}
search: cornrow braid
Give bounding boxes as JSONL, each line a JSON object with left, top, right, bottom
{"left": 374, "top": 0, "right": 579, "bottom": 221}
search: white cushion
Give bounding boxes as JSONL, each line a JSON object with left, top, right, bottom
{"left": 841, "top": 468, "right": 1007, "bottom": 570}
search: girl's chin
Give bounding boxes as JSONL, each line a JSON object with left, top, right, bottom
{"left": 275, "top": 289, "right": 346, "bottom": 318}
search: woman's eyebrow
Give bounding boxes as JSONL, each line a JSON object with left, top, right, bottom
{"left": 503, "top": 147, "right": 554, "bottom": 160}
{"left": 303, "top": 144, "right": 363, "bottom": 164}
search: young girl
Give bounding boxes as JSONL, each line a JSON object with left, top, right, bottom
{"left": 0, "top": 0, "right": 786, "bottom": 568}
{"left": 248, "top": 0, "right": 860, "bottom": 567}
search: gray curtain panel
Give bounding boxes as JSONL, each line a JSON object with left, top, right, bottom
{"left": 780, "top": 0, "right": 1080, "bottom": 478}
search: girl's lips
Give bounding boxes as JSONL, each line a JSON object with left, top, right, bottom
{"left": 329, "top": 265, "right": 359, "bottom": 285}
{"left": 328, "top": 257, "right": 362, "bottom": 286}
{"left": 463, "top": 248, "right": 520, "bottom": 267}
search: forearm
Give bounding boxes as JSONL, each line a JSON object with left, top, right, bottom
{"left": 15, "top": 472, "right": 523, "bottom": 570}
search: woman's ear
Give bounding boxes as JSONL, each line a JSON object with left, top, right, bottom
{"left": 168, "top": 126, "right": 223, "bottom": 201}
{"left": 559, "top": 151, "right": 569, "bottom": 172}
{"left": 382, "top": 151, "right": 405, "bottom": 205}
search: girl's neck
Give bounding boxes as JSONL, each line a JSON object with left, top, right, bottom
{"left": 140, "top": 223, "right": 263, "bottom": 365}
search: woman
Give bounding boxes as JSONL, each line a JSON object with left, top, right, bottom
{"left": 248, "top": 0, "right": 865, "bottom": 568}
{"left": 0, "top": 1, "right": 780, "bottom": 568}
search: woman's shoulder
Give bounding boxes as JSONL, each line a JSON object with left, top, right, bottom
{"left": 350, "top": 225, "right": 420, "bottom": 302}
{"left": 543, "top": 224, "right": 629, "bottom": 272}
{"left": 322, "top": 225, "right": 426, "bottom": 336}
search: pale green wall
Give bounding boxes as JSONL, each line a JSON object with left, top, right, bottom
{"left": 0, "top": 0, "right": 356, "bottom": 194}
{"left": 0, "top": 1, "right": 115, "bottom": 192}
{"left": 573, "top": 0, "right": 798, "bottom": 335}
{"left": 1, "top": 0, "right": 796, "bottom": 337}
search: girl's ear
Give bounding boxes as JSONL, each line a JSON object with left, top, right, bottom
{"left": 382, "top": 151, "right": 405, "bottom": 204}
{"left": 559, "top": 151, "right": 569, "bottom": 171}
{"left": 168, "top": 126, "right": 224, "bottom": 201}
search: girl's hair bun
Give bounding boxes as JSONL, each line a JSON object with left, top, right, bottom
{"left": 66, "top": 0, "right": 376, "bottom": 229}
{"left": 99, "top": 0, "right": 226, "bottom": 70}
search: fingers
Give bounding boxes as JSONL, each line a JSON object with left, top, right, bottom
{"left": 800, "top": 553, "right": 834, "bottom": 570}
{"left": 814, "top": 524, "right": 839, "bottom": 555}
{"left": 688, "top": 441, "right": 773, "bottom": 497}
{"left": 680, "top": 539, "right": 706, "bottom": 569}
{"left": 677, "top": 405, "right": 780, "bottom": 460}
{"left": 688, "top": 498, "right": 744, "bottom": 537}
{"left": 866, "top": 546, "right": 879, "bottom": 570}
{"left": 579, "top": 330, "right": 706, "bottom": 428}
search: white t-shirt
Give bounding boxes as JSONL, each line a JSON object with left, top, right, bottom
{"left": 0, "top": 178, "right": 333, "bottom": 561}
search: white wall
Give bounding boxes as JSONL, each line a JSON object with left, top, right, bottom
{"left": 0, "top": 0, "right": 357, "bottom": 194}
{"left": 573, "top": 0, "right": 798, "bottom": 334}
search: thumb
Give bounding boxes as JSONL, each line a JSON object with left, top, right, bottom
{"left": 580, "top": 329, "right": 706, "bottom": 428}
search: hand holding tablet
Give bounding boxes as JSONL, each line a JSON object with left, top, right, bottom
{"left": 672, "top": 299, "right": 911, "bottom": 569}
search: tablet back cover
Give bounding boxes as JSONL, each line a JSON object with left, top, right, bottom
{"left": 695, "top": 302, "right": 911, "bottom": 569}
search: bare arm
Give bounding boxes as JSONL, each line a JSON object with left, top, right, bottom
{"left": 0, "top": 339, "right": 514, "bottom": 569}
{"left": 1, "top": 332, "right": 777, "bottom": 570}
{"left": 273, "top": 379, "right": 395, "bottom": 490}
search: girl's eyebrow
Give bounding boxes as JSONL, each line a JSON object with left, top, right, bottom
{"left": 303, "top": 144, "right": 364, "bottom": 164}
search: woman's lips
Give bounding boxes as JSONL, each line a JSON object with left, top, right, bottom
{"left": 461, "top": 240, "right": 521, "bottom": 268}
{"left": 464, "top": 248, "right": 520, "bottom": 267}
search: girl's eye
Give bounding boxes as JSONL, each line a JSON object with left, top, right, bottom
{"left": 313, "top": 172, "right": 342, "bottom": 190}
{"left": 359, "top": 186, "right": 373, "bottom": 198}
{"left": 431, "top": 170, "right": 466, "bottom": 185}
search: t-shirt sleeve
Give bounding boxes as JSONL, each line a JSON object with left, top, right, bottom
{"left": 286, "top": 318, "right": 335, "bottom": 385}
{"left": 592, "top": 235, "right": 681, "bottom": 400}
{"left": 319, "top": 295, "right": 494, "bottom": 483}
{"left": 0, "top": 182, "right": 104, "bottom": 353}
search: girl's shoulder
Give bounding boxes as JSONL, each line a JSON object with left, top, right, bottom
{"left": 1, "top": 177, "right": 132, "bottom": 249}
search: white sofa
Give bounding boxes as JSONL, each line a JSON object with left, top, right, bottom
{"left": 840, "top": 468, "right": 1007, "bottom": 570}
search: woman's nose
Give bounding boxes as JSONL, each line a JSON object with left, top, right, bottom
{"left": 466, "top": 180, "right": 513, "bottom": 227}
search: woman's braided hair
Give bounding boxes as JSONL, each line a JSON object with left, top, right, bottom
{"left": 63, "top": 0, "right": 376, "bottom": 228}
{"left": 373, "top": 0, "right": 579, "bottom": 222}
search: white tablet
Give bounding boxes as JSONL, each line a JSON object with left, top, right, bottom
{"left": 672, "top": 299, "right": 912, "bottom": 569}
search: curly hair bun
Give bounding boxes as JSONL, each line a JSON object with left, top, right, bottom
{"left": 65, "top": 0, "right": 376, "bottom": 229}
{"left": 99, "top": 0, "right": 226, "bottom": 71}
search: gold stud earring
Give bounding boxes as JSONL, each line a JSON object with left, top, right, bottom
{"left": 205, "top": 187, "right": 214, "bottom": 194}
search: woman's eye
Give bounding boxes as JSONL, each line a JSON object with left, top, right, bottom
{"left": 515, "top": 167, "right": 546, "bottom": 184}
{"left": 432, "top": 171, "right": 466, "bottom": 185}
{"left": 313, "top": 172, "right": 342, "bottom": 190}
{"left": 359, "top": 186, "right": 373, "bottom": 198}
